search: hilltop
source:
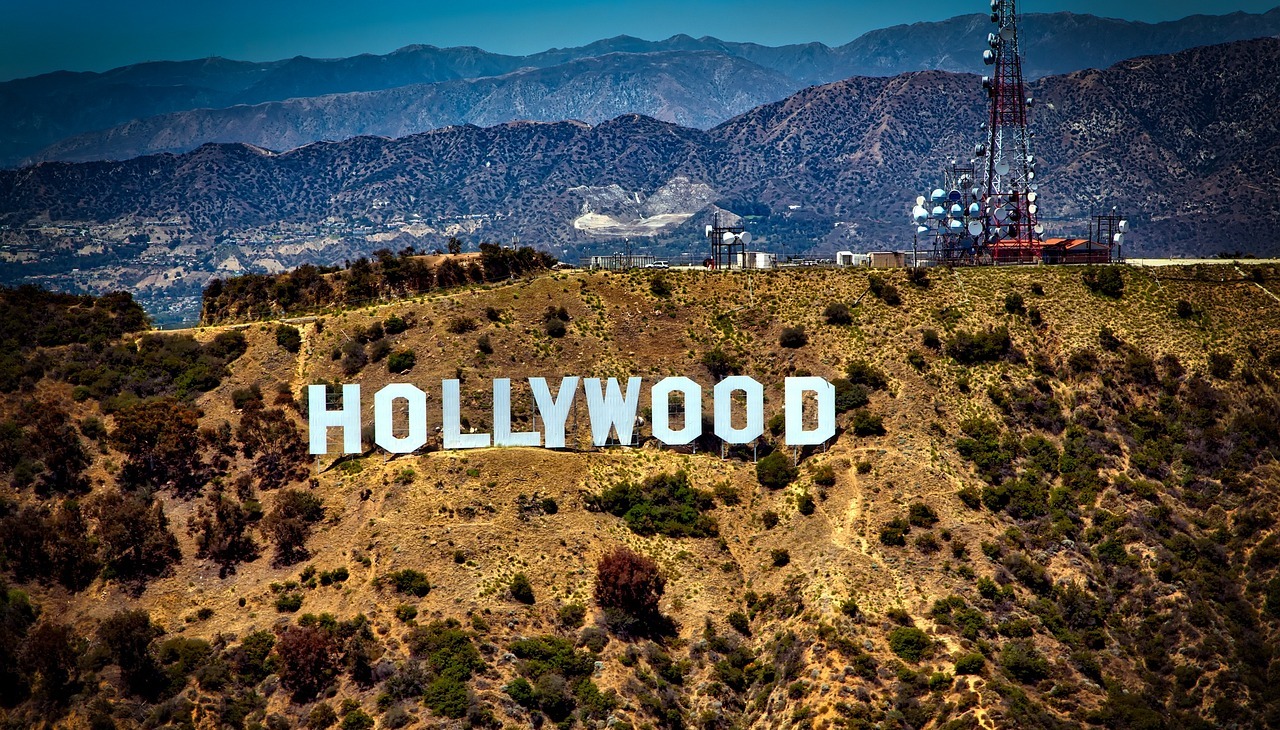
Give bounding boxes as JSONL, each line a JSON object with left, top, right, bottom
{"left": 0, "top": 261, "right": 1278, "bottom": 728}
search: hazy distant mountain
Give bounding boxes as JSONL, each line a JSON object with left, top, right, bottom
{"left": 28, "top": 52, "right": 797, "bottom": 164}
{"left": 3, "top": 8, "right": 1280, "bottom": 166}
{"left": 4, "top": 36, "right": 1278, "bottom": 284}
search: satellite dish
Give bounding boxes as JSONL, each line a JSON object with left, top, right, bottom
{"left": 968, "top": 202, "right": 981, "bottom": 217}
{"left": 917, "top": 226, "right": 930, "bottom": 235}
{"left": 722, "top": 231, "right": 736, "bottom": 244}
{"left": 950, "top": 204, "right": 964, "bottom": 217}
{"left": 740, "top": 231, "right": 752, "bottom": 245}
{"left": 975, "top": 142, "right": 987, "bottom": 157}
{"left": 1028, "top": 204, "right": 1038, "bottom": 215}
{"left": 988, "top": 32, "right": 999, "bottom": 48}
{"left": 1118, "top": 220, "right": 1129, "bottom": 233}
{"left": 1027, "top": 171, "right": 1036, "bottom": 180}
{"left": 932, "top": 206, "right": 946, "bottom": 219}
{"left": 990, "top": 0, "right": 999, "bottom": 11}
{"left": 1026, "top": 97, "right": 1034, "bottom": 107}
{"left": 1000, "top": 25, "right": 1014, "bottom": 40}
{"left": 959, "top": 175, "right": 972, "bottom": 186}
{"left": 995, "top": 161, "right": 1010, "bottom": 176}
{"left": 1034, "top": 223, "right": 1045, "bottom": 235}
{"left": 949, "top": 219, "right": 964, "bottom": 231}
{"left": 913, "top": 206, "right": 928, "bottom": 222}
{"left": 971, "top": 187, "right": 981, "bottom": 199}
{"left": 983, "top": 50, "right": 995, "bottom": 65}
{"left": 1027, "top": 191, "right": 1037, "bottom": 203}
{"left": 994, "top": 207, "right": 1009, "bottom": 222}
{"left": 968, "top": 220, "right": 984, "bottom": 236}
{"left": 1007, "top": 207, "right": 1021, "bottom": 221}
{"left": 948, "top": 190, "right": 962, "bottom": 203}
{"left": 931, "top": 189, "right": 946, "bottom": 203}
{"left": 1114, "top": 233, "right": 1125, "bottom": 244}
{"left": 916, "top": 195, "right": 926, "bottom": 207}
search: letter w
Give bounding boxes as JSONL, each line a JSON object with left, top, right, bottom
{"left": 583, "top": 378, "right": 641, "bottom": 446}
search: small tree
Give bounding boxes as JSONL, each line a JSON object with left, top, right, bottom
{"left": 274, "top": 624, "right": 341, "bottom": 700}
{"left": 262, "top": 489, "right": 325, "bottom": 565}
{"left": 888, "top": 626, "right": 930, "bottom": 662}
{"left": 110, "top": 398, "right": 206, "bottom": 493}
{"left": 87, "top": 490, "right": 181, "bottom": 584}
{"left": 97, "top": 610, "right": 164, "bottom": 696}
{"left": 595, "top": 547, "right": 664, "bottom": 619}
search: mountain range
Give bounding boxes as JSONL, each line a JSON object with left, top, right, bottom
{"left": 3, "top": 35, "right": 1278, "bottom": 314}
{"left": 5, "top": 8, "right": 1280, "bottom": 166}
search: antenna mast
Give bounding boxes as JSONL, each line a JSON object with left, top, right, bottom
{"left": 981, "top": 0, "right": 1041, "bottom": 261}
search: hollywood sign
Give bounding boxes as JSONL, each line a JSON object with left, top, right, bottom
{"left": 308, "top": 376, "right": 836, "bottom": 454}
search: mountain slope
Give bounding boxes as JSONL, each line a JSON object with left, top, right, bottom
{"left": 27, "top": 52, "right": 798, "bottom": 164}
{"left": 0, "top": 264, "right": 1278, "bottom": 728}
{"left": 4, "top": 8, "right": 1280, "bottom": 166}
{"left": 1, "top": 38, "right": 1279, "bottom": 307}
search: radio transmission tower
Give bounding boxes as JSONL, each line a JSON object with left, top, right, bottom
{"left": 980, "top": 0, "right": 1042, "bottom": 261}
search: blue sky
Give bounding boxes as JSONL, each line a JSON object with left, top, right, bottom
{"left": 2, "top": 0, "right": 1277, "bottom": 80}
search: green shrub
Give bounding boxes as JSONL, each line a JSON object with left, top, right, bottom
{"left": 954, "top": 653, "right": 985, "bottom": 675}
{"left": 275, "top": 594, "right": 304, "bottom": 612}
{"left": 823, "top": 302, "right": 852, "bottom": 325}
{"left": 779, "top": 327, "right": 808, "bottom": 348}
{"left": 1081, "top": 266, "right": 1125, "bottom": 297}
{"left": 1209, "top": 352, "right": 1234, "bottom": 379}
{"left": 511, "top": 573, "right": 535, "bottom": 604}
{"left": 948, "top": 327, "right": 1012, "bottom": 364}
{"left": 1000, "top": 640, "right": 1049, "bottom": 683}
{"left": 589, "top": 470, "right": 717, "bottom": 537}
{"left": 762, "top": 510, "right": 780, "bottom": 529}
{"left": 1004, "top": 292, "right": 1025, "bottom": 314}
{"left": 771, "top": 549, "right": 791, "bottom": 567}
{"left": 387, "top": 350, "right": 416, "bottom": 373}
{"left": 812, "top": 464, "right": 836, "bottom": 487}
{"left": 394, "top": 605, "right": 418, "bottom": 623}
{"left": 851, "top": 410, "right": 886, "bottom": 436}
{"left": 845, "top": 361, "right": 887, "bottom": 390}
{"left": 275, "top": 325, "right": 302, "bottom": 353}
{"left": 383, "top": 569, "right": 431, "bottom": 597}
{"left": 727, "top": 611, "right": 751, "bottom": 635}
{"left": 557, "top": 603, "right": 587, "bottom": 628}
{"left": 383, "top": 315, "right": 408, "bottom": 335}
{"left": 701, "top": 348, "right": 741, "bottom": 379}
{"left": 650, "top": 274, "right": 672, "bottom": 298}
{"left": 922, "top": 329, "right": 941, "bottom": 350}
{"left": 796, "top": 492, "right": 816, "bottom": 516}
{"left": 888, "top": 627, "right": 930, "bottom": 662}
{"left": 756, "top": 451, "right": 798, "bottom": 490}
{"left": 544, "top": 318, "right": 567, "bottom": 338}
{"left": 340, "top": 709, "right": 374, "bottom": 730}
{"left": 907, "top": 502, "right": 938, "bottom": 527}
{"left": 446, "top": 317, "right": 477, "bottom": 334}
{"left": 879, "top": 517, "right": 910, "bottom": 546}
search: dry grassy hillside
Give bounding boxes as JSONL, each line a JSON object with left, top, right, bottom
{"left": 2, "top": 263, "right": 1279, "bottom": 730}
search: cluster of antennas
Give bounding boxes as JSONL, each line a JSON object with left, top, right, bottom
{"left": 705, "top": 225, "right": 752, "bottom": 247}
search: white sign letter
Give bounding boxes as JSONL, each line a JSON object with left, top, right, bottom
{"left": 651, "top": 377, "right": 701, "bottom": 445}
{"left": 442, "top": 379, "right": 490, "bottom": 449}
{"left": 713, "top": 376, "right": 764, "bottom": 444}
{"left": 493, "top": 378, "right": 541, "bottom": 447}
{"left": 374, "top": 384, "right": 428, "bottom": 453}
{"left": 308, "top": 384, "right": 362, "bottom": 455}
{"left": 784, "top": 377, "right": 836, "bottom": 446}
{"left": 584, "top": 377, "right": 642, "bottom": 446}
{"left": 530, "top": 377, "right": 578, "bottom": 449}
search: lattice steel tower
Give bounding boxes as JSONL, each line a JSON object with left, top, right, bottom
{"left": 980, "top": 0, "right": 1042, "bottom": 260}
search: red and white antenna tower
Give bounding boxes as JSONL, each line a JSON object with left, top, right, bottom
{"left": 980, "top": 0, "right": 1043, "bottom": 261}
